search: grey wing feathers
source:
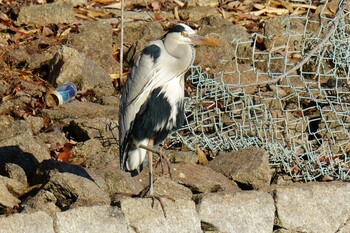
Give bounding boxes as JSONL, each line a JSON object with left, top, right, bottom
{"left": 119, "top": 41, "right": 162, "bottom": 169}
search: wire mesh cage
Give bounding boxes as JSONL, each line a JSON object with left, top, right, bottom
{"left": 171, "top": 0, "right": 350, "bottom": 181}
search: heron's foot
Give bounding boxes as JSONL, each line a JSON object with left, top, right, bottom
{"left": 146, "top": 193, "right": 175, "bottom": 218}
{"left": 154, "top": 150, "right": 173, "bottom": 179}
{"left": 137, "top": 186, "right": 175, "bottom": 218}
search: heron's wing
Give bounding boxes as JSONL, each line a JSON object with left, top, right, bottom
{"left": 119, "top": 40, "right": 176, "bottom": 168}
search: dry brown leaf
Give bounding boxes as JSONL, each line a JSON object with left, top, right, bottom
{"left": 327, "top": 0, "right": 341, "bottom": 15}
{"left": 197, "top": 145, "right": 208, "bottom": 165}
{"left": 0, "top": 11, "right": 10, "bottom": 21}
{"left": 75, "top": 12, "right": 90, "bottom": 20}
{"left": 56, "top": 142, "right": 75, "bottom": 162}
{"left": 226, "top": 1, "right": 241, "bottom": 10}
{"left": 42, "top": 26, "right": 54, "bottom": 36}
{"left": 86, "top": 9, "right": 110, "bottom": 18}
{"left": 56, "top": 151, "right": 72, "bottom": 162}
{"left": 42, "top": 115, "right": 51, "bottom": 128}
{"left": 102, "top": 2, "right": 121, "bottom": 9}
{"left": 93, "top": 0, "right": 117, "bottom": 3}
{"left": 58, "top": 27, "right": 71, "bottom": 37}
{"left": 173, "top": 0, "right": 185, "bottom": 7}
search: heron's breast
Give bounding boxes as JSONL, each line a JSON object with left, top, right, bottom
{"left": 159, "top": 77, "right": 185, "bottom": 128}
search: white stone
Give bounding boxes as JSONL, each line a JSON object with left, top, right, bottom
{"left": 120, "top": 198, "right": 202, "bottom": 233}
{"left": 0, "top": 211, "right": 54, "bottom": 233}
{"left": 197, "top": 191, "right": 275, "bottom": 233}
{"left": 54, "top": 205, "right": 130, "bottom": 233}
{"left": 275, "top": 182, "right": 350, "bottom": 232}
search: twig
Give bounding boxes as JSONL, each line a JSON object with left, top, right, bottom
{"left": 239, "top": 1, "right": 350, "bottom": 87}
{"left": 119, "top": 0, "right": 124, "bottom": 81}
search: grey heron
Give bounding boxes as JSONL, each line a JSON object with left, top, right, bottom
{"left": 119, "top": 23, "right": 218, "bottom": 197}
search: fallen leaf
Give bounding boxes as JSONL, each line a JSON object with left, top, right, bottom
{"left": 102, "top": 2, "right": 121, "bottom": 9}
{"left": 56, "top": 151, "right": 72, "bottom": 162}
{"left": 42, "top": 115, "right": 51, "bottom": 128}
{"left": 93, "top": 0, "right": 116, "bottom": 3}
{"left": 197, "top": 145, "right": 208, "bottom": 165}
{"left": 56, "top": 142, "right": 75, "bottom": 162}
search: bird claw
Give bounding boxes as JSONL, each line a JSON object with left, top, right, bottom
{"left": 154, "top": 151, "right": 173, "bottom": 179}
{"left": 137, "top": 184, "right": 176, "bottom": 218}
{"left": 146, "top": 193, "right": 175, "bottom": 218}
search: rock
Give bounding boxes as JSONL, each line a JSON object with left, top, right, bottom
{"left": 273, "top": 229, "right": 294, "bottom": 233}
{"left": 0, "top": 175, "right": 29, "bottom": 198}
{"left": 66, "top": 117, "right": 119, "bottom": 143}
{"left": 153, "top": 177, "right": 193, "bottom": 200}
{"left": 200, "top": 18, "right": 250, "bottom": 45}
{"left": 220, "top": 63, "right": 270, "bottom": 94}
{"left": 24, "top": 116, "right": 43, "bottom": 134}
{"left": 35, "top": 159, "right": 94, "bottom": 183}
{"left": 42, "top": 101, "right": 118, "bottom": 121}
{"left": 195, "top": 22, "right": 253, "bottom": 75}
{"left": 68, "top": 21, "right": 118, "bottom": 74}
{"left": 17, "top": 2, "right": 76, "bottom": 25}
{"left": 6, "top": 46, "right": 31, "bottom": 65}
{"left": 4, "top": 163, "right": 28, "bottom": 186}
{"left": 7, "top": 39, "right": 60, "bottom": 69}
{"left": 54, "top": 205, "right": 129, "bottom": 233}
{"left": 0, "top": 134, "right": 50, "bottom": 164}
{"left": 22, "top": 189, "right": 61, "bottom": 215}
{"left": 119, "top": 198, "right": 201, "bottom": 233}
{"left": 0, "top": 211, "right": 55, "bottom": 233}
{"left": 123, "top": 21, "right": 165, "bottom": 64}
{"left": 0, "top": 146, "right": 39, "bottom": 185}
{"left": 196, "top": 191, "right": 275, "bottom": 233}
{"left": 208, "top": 147, "right": 272, "bottom": 189}
{"left": 48, "top": 46, "right": 115, "bottom": 98}
{"left": 274, "top": 182, "right": 350, "bottom": 233}
{"left": 0, "top": 120, "right": 32, "bottom": 141}
{"left": 0, "top": 177, "right": 20, "bottom": 209}
{"left": 171, "top": 163, "right": 240, "bottom": 193}
{"left": 167, "top": 150, "right": 198, "bottom": 164}
{"left": 194, "top": 33, "right": 234, "bottom": 74}
{"left": 27, "top": 45, "right": 60, "bottom": 69}
{"left": 185, "top": 0, "right": 219, "bottom": 7}
{"left": 37, "top": 129, "right": 69, "bottom": 151}
{"left": 179, "top": 6, "right": 220, "bottom": 22}
{"left": 42, "top": 171, "right": 110, "bottom": 209}
{"left": 116, "top": 21, "right": 164, "bottom": 46}
{"left": 264, "top": 16, "right": 305, "bottom": 51}
{"left": 101, "top": 95, "right": 120, "bottom": 107}
{"left": 70, "top": 139, "right": 103, "bottom": 164}
{"left": 0, "top": 32, "right": 10, "bottom": 46}
{"left": 0, "top": 96, "right": 30, "bottom": 116}
{"left": 57, "top": 0, "right": 87, "bottom": 6}
{"left": 83, "top": 151, "right": 143, "bottom": 195}
{"left": 338, "top": 221, "right": 350, "bottom": 233}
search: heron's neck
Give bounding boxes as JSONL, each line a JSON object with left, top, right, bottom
{"left": 163, "top": 39, "right": 194, "bottom": 68}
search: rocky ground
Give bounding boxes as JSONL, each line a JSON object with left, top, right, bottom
{"left": 1, "top": 0, "right": 349, "bottom": 232}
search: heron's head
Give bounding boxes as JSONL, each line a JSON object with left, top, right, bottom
{"left": 166, "top": 23, "right": 219, "bottom": 46}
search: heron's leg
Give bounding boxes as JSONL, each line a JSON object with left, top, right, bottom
{"left": 139, "top": 139, "right": 168, "bottom": 218}
{"left": 138, "top": 144, "right": 172, "bottom": 179}
{"left": 147, "top": 139, "right": 154, "bottom": 196}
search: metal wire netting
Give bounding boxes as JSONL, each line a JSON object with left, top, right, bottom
{"left": 171, "top": 1, "right": 350, "bottom": 181}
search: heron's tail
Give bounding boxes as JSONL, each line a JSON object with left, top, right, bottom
{"left": 122, "top": 139, "right": 149, "bottom": 176}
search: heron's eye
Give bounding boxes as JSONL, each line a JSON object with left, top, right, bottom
{"left": 181, "top": 32, "right": 186, "bottom": 37}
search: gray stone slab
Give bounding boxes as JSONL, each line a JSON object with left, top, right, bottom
{"left": 0, "top": 211, "right": 54, "bottom": 233}
{"left": 54, "top": 205, "right": 130, "bottom": 233}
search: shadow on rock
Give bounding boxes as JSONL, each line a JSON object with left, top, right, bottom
{"left": 35, "top": 159, "right": 94, "bottom": 184}
{"left": 0, "top": 146, "right": 39, "bottom": 185}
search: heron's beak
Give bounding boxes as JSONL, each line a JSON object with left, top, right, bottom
{"left": 188, "top": 34, "right": 219, "bottom": 46}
